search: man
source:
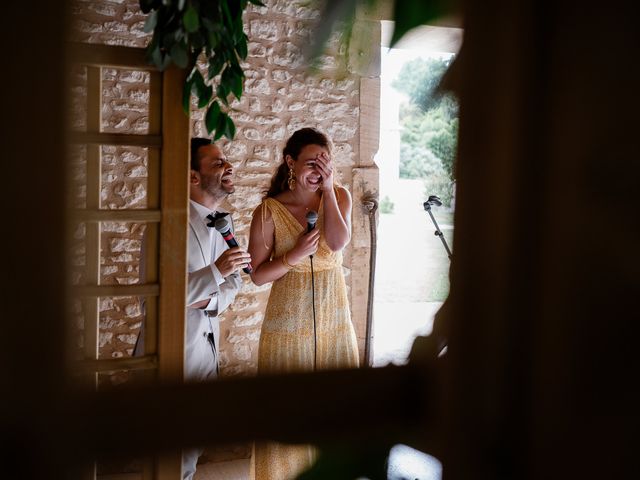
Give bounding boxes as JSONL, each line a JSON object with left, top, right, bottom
{"left": 134, "top": 138, "right": 249, "bottom": 477}
{"left": 185, "top": 138, "right": 250, "bottom": 381}
{"left": 182, "top": 137, "right": 251, "bottom": 478}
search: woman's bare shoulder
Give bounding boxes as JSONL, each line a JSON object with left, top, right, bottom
{"left": 252, "top": 199, "right": 272, "bottom": 219}
{"left": 335, "top": 185, "right": 352, "bottom": 202}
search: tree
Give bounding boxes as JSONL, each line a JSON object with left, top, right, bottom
{"left": 428, "top": 117, "right": 458, "bottom": 180}
{"left": 393, "top": 56, "right": 459, "bottom": 186}
{"left": 393, "top": 57, "right": 452, "bottom": 113}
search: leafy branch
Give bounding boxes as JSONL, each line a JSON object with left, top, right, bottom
{"left": 140, "top": 0, "right": 265, "bottom": 140}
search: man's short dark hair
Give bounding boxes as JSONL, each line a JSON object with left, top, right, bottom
{"left": 190, "top": 137, "right": 212, "bottom": 171}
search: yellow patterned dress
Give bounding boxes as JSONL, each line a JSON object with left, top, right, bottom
{"left": 251, "top": 197, "right": 360, "bottom": 480}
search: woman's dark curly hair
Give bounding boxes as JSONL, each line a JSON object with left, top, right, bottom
{"left": 265, "top": 127, "right": 332, "bottom": 198}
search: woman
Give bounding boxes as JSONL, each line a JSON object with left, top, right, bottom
{"left": 248, "top": 128, "right": 359, "bottom": 479}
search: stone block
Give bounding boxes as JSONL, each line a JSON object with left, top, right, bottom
{"left": 125, "top": 165, "right": 147, "bottom": 177}
{"left": 233, "top": 343, "right": 252, "bottom": 361}
{"left": 226, "top": 186, "right": 264, "bottom": 213}
{"left": 313, "top": 55, "right": 339, "bottom": 71}
{"left": 327, "top": 121, "right": 358, "bottom": 142}
{"left": 310, "top": 102, "right": 351, "bottom": 121}
{"left": 333, "top": 142, "right": 354, "bottom": 166}
{"left": 230, "top": 295, "right": 261, "bottom": 311}
{"left": 247, "top": 330, "right": 262, "bottom": 343}
{"left": 233, "top": 312, "right": 263, "bottom": 328}
{"left": 232, "top": 112, "right": 252, "bottom": 123}
{"left": 249, "top": 42, "right": 267, "bottom": 57}
{"left": 124, "top": 303, "right": 141, "bottom": 316}
{"left": 271, "top": 69, "right": 293, "bottom": 83}
{"left": 242, "top": 128, "right": 261, "bottom": 141}
{"left": 100, "top": 297, "right": 115, "bottom": 311}
{"left": 102, "top": 265, "right": 118, "bottom": 276}
{"left": 287, "top": 118, "right": 308, "bottom": 133}
{"left": 116, "top": 333, "right": 137, "bottom": 344}
{"left": 246, "top": 158, "right": 272, "bottom": 169}
{"left": 271, "top": 42, "right": 304, "bottom": 69}
{"left": 241, "top": 281, "right": 272, "bottom": 294}
{"left": 249, "top": 98, "right": 261, "bottom": 112}
{"left": 235, "top": 171, "right": 273, "bottom": 183}
{"left": 271, "top": 99, "right": 285, "bottom": 113}
{"left": 304, "top": 87, "right": 325, "bottom": 101}
{"left": 254, "top": 115, "right": 281, "bottom": 125}
{"left": 115, "top": 276, "right": 139, "bottom": 285}
{"left": 109, "top": 237, "right": 140, "bottom": 253}
{"left": 108, "top": 253, "right": 133, "bottom": 263}
{"left": 272, "top": 0, "right": 320, "bottom": 19}
{"left": 253, "top": 145, "right": 270, "bottom": 159}
{"left": 319, "top": 79, "right": 336, "bottom": 90}
{"left": 225, "top": 142, "right": 248, "bottom": 158}
{"left": 336, "top": 78, "right": 356, "bottom": 91}
{"left": 89, "top": 3, "right": 120, "bottom": 18}
{"left": 250, "top": 19, "right": 280, "bottom": 41}
{"left": 264, "top": 125, "right": 286, "bottom": 140}
{"left": 286, "top": 21, "right": 311, "bottom": 40}
{"left": 244, "top": 78, "right": 271, "bottom": 95}
{"left": 287, "top": 101, "right": 306, "bottom": 111}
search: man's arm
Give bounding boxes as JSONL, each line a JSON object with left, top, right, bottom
{"left": 213, "top": 270, "right": 242, "bottom": 315}
{"left": 187, "top": 265, "right": 218, "bottom": 308}
{"left": 187, "top": 247, "right": 248, "bottom": 313}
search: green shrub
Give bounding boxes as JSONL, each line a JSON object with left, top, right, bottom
{"left": 423, "top": 175, "right": 454, "bottom": 208}
{"left": 379, "top": 195, "right": 395, "bottom": 214}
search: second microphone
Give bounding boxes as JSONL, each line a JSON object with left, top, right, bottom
{"left": 214, "top": 216, "right": 253, "bottom": 274}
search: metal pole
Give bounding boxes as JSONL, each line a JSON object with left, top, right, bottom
{"left": 423, "top": 201, "right": 452, "bottom": 260}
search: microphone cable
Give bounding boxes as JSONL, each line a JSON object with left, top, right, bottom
{"left": 310, "top": 253, "right": 317, "bottom": 371}
{"left": 305, "top": 210, "right": 319, "bottom": 372}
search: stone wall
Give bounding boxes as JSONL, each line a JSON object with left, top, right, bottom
{"left": 69, "top": 0, "right": 379, "bottom": 378}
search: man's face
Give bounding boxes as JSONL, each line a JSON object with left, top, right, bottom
{"left": 194, "top": 144, "right": 235, "bottom": 199}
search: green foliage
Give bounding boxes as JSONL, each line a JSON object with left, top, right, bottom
{"left": 379, "top": 195, "right": 395, "bottom": 214}
{"left": 140, "top": 0, "right": 265, "bottom": 140}
{"left": 423, "top": 173, "right": 454, "bottom": 208}
{"left": 305, "top": 0, "right": 359, "bottom": 63}
{"left": 390, "top": 0, "right": 451, "bottom": 47}
{"left": 399, "top": 143, "right": 440, "bottom": 179}
{"left": 393, "top": 56, "right": 459, "bottom": 193}
{"left": 305, "top": 0, "right": 380, "bottom": 73}
{"left": 428, "top": 117, "right": 458, "bottom": 179}
{"left": 392, "top": 57, "right": 451, "bottom": 113}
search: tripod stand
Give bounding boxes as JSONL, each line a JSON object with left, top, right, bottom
{"left": 423, "top": 195, "right": 452, "bottom": 260}
{"left": 422, "top": 194, "right": 452, "bottom": 359}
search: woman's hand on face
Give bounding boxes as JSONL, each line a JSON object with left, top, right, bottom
{"left": 289, "top": 228, "right": 320, "bottom": 264}
{"left": 314, "top": 152, "right": 334, "bottom": 191}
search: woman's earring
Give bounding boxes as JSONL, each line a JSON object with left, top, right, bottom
{"left": 287, "top": 167, "right": 296, "bottom": 190}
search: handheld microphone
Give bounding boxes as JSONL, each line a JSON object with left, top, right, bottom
{"left": 306, "top": 210, "right": 318, "bottom": 233}
{"left": 306, "top": 210, "right": 318, "bottom": 259}
{"left": 213, "top": 216, "right": 253, "bottom": 274}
